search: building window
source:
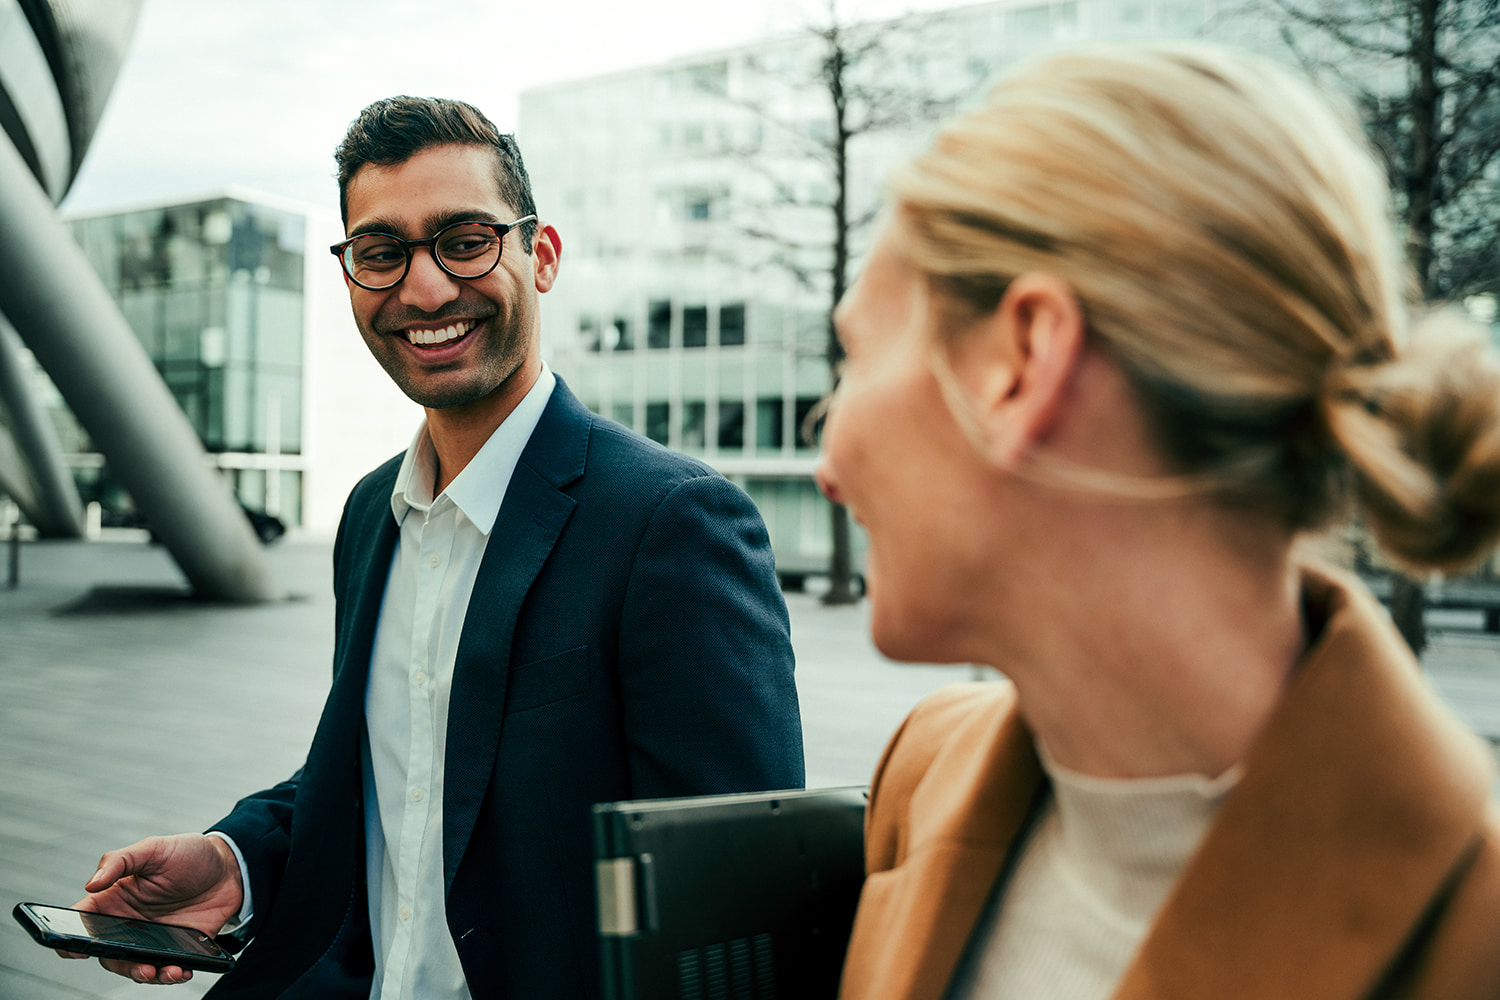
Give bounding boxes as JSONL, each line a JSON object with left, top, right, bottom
{"left": 756, "top": 397, "right": 783, "bottom": 449}
{"left": 718, "top": 401, "right": 745, "bottom": 450}
{"left": 684, "top": 60, "right": 728, "bottom": 97}
{"left": 683, "top": 306, "right": 708, "bottom": 348}
{"left": 648, "top": 300, "right": 672, "bottom": 349}
{"left": 579, "top": 314, "right": 601, "bottom": 351}
{"left": 611, "top": 316, "right": 633, "bottom": 351}
{"left": 683, "top": 401, "right": 707, "bottom": 449}
{"left": 612, "top": 402, "right": 633, "bottom": 429}
{"left": 646, "top": 401, "right": 670, "bottom": 444}
{"left": 681, "top": 186, "right": 726, "bottom": 222}
{"left": 719, "top": 303, "right": 746, "bottom": 346}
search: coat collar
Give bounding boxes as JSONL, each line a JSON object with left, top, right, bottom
{"left": 1115, "top": 564, "right": 1495, "bottom": 999}
{"left": 843, "top": 565, "right": 1496, "bottom": 1000}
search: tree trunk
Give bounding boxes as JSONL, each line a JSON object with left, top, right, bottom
{"left": 1388, "top": 0, "right": 1441, "bottom": 656}
{"left": 821, "top": 35, "right": 860, "bottom": 606}
{"left": 1389, "top": 574, "right": 1428, "bottom": 657}
{"left": 1406, "top": 0, "right": 1440, "bottom": 294}
{"left": 823, "top": 501, "right": 859, "bottom": 604}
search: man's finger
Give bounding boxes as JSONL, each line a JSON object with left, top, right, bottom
{"left": 84, "top": 853, "right": 126, "bottom": 892}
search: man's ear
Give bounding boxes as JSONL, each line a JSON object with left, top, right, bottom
{"left": 952, "top": 271, "right": 1086, "bottom": 469}
{"left": 532, "top": 223, "right": 561, "bottom": 293}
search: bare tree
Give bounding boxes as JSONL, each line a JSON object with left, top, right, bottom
{"left": 1255, "top": 0, "right": 1500, "bottom": 653}
{"left": 715, "top": 2, "right": 968, "bottom": 604}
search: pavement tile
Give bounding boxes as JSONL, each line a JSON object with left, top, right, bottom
{"left": 2, "top": 536, "right": 1496, "bottom": 999}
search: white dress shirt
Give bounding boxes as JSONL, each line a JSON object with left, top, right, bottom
{"left": 209, "top": 367, "right": 556, "bottom": 994}
{"left": 361, "top": 364, "right": 556, "bottom": 1000}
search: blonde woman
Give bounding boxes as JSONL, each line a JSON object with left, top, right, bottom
{"left": 817, "top": 43, "right": 1500, "bottom": 1000}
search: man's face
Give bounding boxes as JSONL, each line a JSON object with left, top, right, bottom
{"left": 341, "top": 143, "right": 555, "bottom": 411}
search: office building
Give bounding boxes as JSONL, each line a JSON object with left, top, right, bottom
{"left": 520, "top": 0, "right": 1253, "bottom": 569}
{"left": 60, "top": 190, "right": 420, "bottom": 536}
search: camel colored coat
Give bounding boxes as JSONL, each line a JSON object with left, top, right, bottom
{"left": 839, "top": 566, "right": 1500, "bottom": 1000}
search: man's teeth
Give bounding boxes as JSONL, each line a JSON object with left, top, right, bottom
{"left": 405, "top": 321, "right": 473, "bottom": 345}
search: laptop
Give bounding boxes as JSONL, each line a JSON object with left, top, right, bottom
{"left": 593, "top": 785, "right": 868, "bottom": 1000}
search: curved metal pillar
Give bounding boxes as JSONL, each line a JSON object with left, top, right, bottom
{"left": 0, "top": 314, "right": 85, "bottom": 536}
{"left": 0, "top": 421, "right": 41, "bottom": 515}
{"left": 0, "top": 131, "right": 280, "bottom": 601}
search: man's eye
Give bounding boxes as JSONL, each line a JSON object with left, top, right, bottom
{"left": 439, "top": 234, "right": 498, "bottom": 258}
{"left": 354, "top": 243, "right": 404, "bottom": 268}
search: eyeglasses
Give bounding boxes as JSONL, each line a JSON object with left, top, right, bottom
{"left": 330, "top": 215, "right": 536, "bottom": 291}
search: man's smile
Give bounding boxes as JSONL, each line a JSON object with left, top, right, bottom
{"left": 402, "top": 318, "right": 478, "bottom": 347}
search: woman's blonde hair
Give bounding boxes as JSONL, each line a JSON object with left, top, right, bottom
{"left": 891, "top": 42, "right": 1500, "bottom": 572}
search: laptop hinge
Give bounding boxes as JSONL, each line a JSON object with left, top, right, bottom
{"left": 596, "top": 857, "right": 638, "bottom": 937}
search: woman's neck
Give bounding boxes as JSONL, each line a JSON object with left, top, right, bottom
{"left": 987, "top": 502, "right": 1306, "bottom": 781}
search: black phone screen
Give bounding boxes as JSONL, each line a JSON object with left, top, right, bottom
{"left": 13, "top": 903, "right": 235, "bottom": 972}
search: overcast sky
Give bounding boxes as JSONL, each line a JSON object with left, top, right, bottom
{"left": 61, "top": 0, "right": 960, "bottom": 218}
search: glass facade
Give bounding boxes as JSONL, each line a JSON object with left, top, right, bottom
{"left": 66, "top": 197, "right": 307, "bottom": 525}
{"left": 561, "top": 298, "right": 828, "bottom": 459}
{"left": 554, "top": 293, "right": 841, "bottom": 562}
{"left": 527, "top": 0, "right": 1243, "bottom": 570}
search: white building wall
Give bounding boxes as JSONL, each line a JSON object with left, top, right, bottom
{"left": 298, "top": 208, "right": 421, "bottom": 538}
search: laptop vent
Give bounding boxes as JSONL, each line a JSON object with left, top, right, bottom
{"left": 677, "top": 933, "right": 776, "bottom": 999}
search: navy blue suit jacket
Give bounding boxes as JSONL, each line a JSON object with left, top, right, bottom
{"left": 207, "top": 380, "right": 804, "bottom": 999}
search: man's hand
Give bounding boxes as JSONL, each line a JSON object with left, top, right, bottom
{"left": 64, "top": 833, "right": 244, "bottom": 985}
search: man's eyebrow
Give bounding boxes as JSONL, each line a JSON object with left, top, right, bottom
{"left": 425, "top": 209, "right": 504, "bottom": 232}
{"left": 345, "top": 209, "right": 505, "bottom": 239}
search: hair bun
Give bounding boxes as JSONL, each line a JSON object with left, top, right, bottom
{"left": 1324, "top": 310, "right": 1500, "bottom": 572}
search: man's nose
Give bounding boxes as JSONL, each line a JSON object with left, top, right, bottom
{"left": 398, "top": 247, "right": 462, "bottom": 312}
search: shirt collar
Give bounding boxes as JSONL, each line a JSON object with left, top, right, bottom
{"left": 388, "top": 363, "right": 557, "bottom": 535}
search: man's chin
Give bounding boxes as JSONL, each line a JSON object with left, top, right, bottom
{"left": 388, "top": 363, "right": 527, "bottom": 412}
{"left": 395, "top": 382, "right": 492, "bottom": 410}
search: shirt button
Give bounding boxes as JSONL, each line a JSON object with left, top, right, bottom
{"left": 427, "top": 554, "right": 440, "bottom": 568}
{"left": 414, "top": 671, "right": 428, "bottom": 687}
{"left": 400, "top": 905, "right": 411, "bottom": 921}
{"left": 411, "top": 787, "right": 425, "bottom": 802}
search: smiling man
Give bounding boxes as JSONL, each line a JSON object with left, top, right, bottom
{"left": 72, "top": 97, "right": 805, "bottom": 1000}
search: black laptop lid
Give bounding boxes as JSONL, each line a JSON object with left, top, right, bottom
{"left": 593, "top": 786, "right": 867, "bottom": 1000}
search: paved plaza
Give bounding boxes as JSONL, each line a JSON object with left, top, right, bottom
{"left": 2, "top": 536, "right": 1498, "bottom": 999}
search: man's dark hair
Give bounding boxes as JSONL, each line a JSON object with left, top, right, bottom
{"left": 334, "top": 95, "right": 537, "bottom": 252}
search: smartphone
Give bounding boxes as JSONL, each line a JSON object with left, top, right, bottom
{"left": 12, "top": 902, "right": 236, "bottom": 973}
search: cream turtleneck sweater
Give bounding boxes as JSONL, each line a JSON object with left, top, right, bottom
{"left": 946, "top": 750, "right": 1239, "bottom": 999}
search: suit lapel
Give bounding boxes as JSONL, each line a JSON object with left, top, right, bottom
{"left": 274, "top": 468, "right": 400, "bottom": 961}
{"left": 441, "top": 382, "right": 589, "bottom": 894}
{"left": 1113, "top": 566, "right": 1496, "bottom": 1000}
{"left": 304, "top": 470, "right": 401, "bottom": 803}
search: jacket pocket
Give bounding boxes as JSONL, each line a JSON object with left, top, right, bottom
{"left": 505, "top": 645, "right": 590, "bottom": 713}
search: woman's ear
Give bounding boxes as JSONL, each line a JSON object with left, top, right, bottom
{"left": 949, "top": 272, "right": 1086, "bottom": 469}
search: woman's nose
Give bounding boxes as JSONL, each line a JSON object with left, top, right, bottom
{"left": 814, "top": 460, "right": 843, "bottom": 505}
